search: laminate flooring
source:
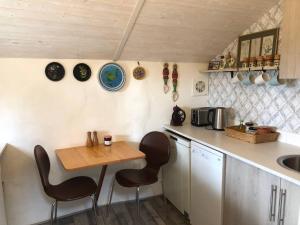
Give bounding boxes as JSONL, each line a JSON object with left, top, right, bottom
{"left": 39, "top": 196, "right": 189, "bottom": 225}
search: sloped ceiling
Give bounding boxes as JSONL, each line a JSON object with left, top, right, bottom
{"left": 0, "top": 0, "right": 278, "bottom": 62}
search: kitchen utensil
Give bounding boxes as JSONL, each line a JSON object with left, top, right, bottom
{"left": 207, "top": 107, "right": 227, "bottom": 131}
{"left": 92, "top": 131, "right": 99, "bottom": 146}
{"left": 45, "top": 62, "right": 65, "bottom": 81}
{"left": 255, "top": 71, "right": 270, "bottom": 85}
{"left": 86, "top": 131, "right": 93, "bottom": 147}
{"left": 242, "top": 72, "right": 255, "bottom": 85}
{"left": 268, "top": 70, "right": 284, "bottom": 86}
{"left": 231, "top": 72, "right": 243, "bottom": 83}
{"left": 171, "top": 105, "right": 186, "bottom": 126}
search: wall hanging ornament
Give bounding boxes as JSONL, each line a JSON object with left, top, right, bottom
{"left": 73, "top": 63, "right": 91, "bottom": 81}
{"left": 98, "top": 62, "right": 126, "bottom": 91}
{"left": 133, "top": 61, "right": 146, "bottom": 80}
{"left": 163, "top": 63, "right": 170, "bottom": 93}
{"left": 172, "top": 64, "right": 179, "bottom": 101}
{"left": 45, "top": 62, "right": 65, "bottom": 81}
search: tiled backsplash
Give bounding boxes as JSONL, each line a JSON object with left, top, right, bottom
{"left": 208, "top": 73, "right": 300, "bottom": 133}
{"left": 208, "top": 0, "right": 300, "bottom": 134}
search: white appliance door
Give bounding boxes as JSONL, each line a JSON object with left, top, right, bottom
{"left": 163, "top": 132, "right": 190, "bottom": 215}
{"left": 191, "top": 141, "right": 224, "bottom": 225}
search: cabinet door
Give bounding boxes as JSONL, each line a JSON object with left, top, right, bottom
{"left": 224, "top": 157, "right": 280, "bottom": 225}
{"left": 163, "top": 137, "right": 190, "bottom": 214}
{"left": 279, "top": 179, "right": 300, "bottom": 225}
{"left": 0, "top": 168, "right": 7, "bottom": 225}
{"left": 280, "top": 0, "right": 300, "bottom": 78}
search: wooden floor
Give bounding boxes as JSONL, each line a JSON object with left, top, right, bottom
{"left": 40, "top": 196, "right": 189, "bottom": 225}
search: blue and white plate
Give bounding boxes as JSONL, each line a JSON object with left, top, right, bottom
{"left": 98, "top": 63, "right": 126, "bottom": 91}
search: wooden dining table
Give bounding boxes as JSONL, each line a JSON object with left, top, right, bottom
{"left": 55, "top": 141, "right": 145, "bottom": 203}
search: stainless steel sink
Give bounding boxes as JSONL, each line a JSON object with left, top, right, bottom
{"left": 277, "top": 155, "right": 300, "bottom": 173}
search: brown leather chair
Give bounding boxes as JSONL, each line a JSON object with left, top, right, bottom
{"left": 34, "top": 145, "right": 98, "bottom": 225}
{"left": 106, "top": 131, "right": 170, "bottom": 216}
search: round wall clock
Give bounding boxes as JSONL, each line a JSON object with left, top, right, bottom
{"left": 73, "top": 63, "right": 91, "bottom": 81}
{"left": 45, "top": 62, "right": 65, "bottom": 81}
{"left": 98, "top": 63, "right": 126, "bottom": 91}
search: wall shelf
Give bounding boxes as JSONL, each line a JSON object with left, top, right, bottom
{"left": 201, "top": 66, "right": 279, "bottom": 73}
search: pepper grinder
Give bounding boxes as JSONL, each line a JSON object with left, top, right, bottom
{"left": 92, "top": 131, "right": 99, "bottom": 146}
{"left": 86, "top": 131, "right": 93, "bottom": 147}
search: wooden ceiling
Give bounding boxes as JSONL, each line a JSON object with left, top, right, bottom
{"left": 0, "top": 0, "right": 278, "bottom": 62}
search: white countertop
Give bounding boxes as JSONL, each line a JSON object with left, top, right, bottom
{"left": 164, "top": 124, "right": 300, "bottom": 186}
{"left": 0, "top": 143, "right": 7, "bottom": 157}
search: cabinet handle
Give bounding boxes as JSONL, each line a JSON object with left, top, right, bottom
{"left": 277, "top": 189, "right": 287, "bottom": 225}
{"left": 269, "top": 185, "right": 277, "bottom": 222}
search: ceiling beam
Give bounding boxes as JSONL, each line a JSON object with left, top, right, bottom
{"left": 113, "top": 0, "right": 145, "bottom": 61}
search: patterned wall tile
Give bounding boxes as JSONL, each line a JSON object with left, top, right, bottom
{"left": 208, "top": 0, "right": 300, "bottom": 134}
{"left": 209, "top": 72, "right": 300, "bottom": 133}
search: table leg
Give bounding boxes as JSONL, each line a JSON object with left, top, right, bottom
{"left": 95, "top": 165, "right": 108, "bottom": 203}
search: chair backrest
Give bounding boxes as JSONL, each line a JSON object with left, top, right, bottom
{"left": 34, "top": 145, "right": 51, "bottom": 191}
{"left": 139, "top": 131, "right": 170, "bottom": 173}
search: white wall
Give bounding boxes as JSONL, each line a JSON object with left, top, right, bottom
{"left": 0, "top": 59, "right": 208, "bottom": 225}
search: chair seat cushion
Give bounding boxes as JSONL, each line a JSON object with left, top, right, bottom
{"left": 115, "top": 168, "right": 158, "bottom": 187}
{"left": 47, "top": 176, "right": 97, "bottom": 201}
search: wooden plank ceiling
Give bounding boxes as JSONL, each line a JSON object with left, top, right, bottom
{"left": 0, "top": 0, "right": 278, "bottom": 61}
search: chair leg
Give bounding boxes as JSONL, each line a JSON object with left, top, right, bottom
{"left": 54, "top": 200, "right": 58, "bottom": 223}
{"left": 50, "top": 201, "right": 56, "bottom": 225}
{"left": 106, "top": 177, "right": 116, "bottom": 217}
{"left": 136, "top": 187, "right": 140, "bottom": 217}
{"left": 91, "top": 195, "right": 98, "bottom": 225}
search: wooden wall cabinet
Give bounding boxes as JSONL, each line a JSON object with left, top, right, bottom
{"left": 224, "top": 156, "right": 300, "bottom": 225}
{"left": 280, "top": 0, "right": 300, "bottom": 79}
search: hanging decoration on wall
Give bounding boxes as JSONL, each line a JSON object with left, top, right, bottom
{"left": 73, "top": 63, "right": 91, "bottom": 82}
{"left": 98, "top": 63, "right": 126, "bottom": 91}
{"left": 162, "top": 63, "right": 169, "bottom": 93}
{"left": 133, "top": 61, "right": 146, "bottom": 80}
{"left": 172, "top": 64, "right": 179, "bottom": 101}
{"left": 192, "top": 76, "right": 208, "bottom": 96}
{"left": 45, "top": 62, "right": 65, "bottom": 81}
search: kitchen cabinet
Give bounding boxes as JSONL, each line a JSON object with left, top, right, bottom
{"left": 163, "top": 131, "right": 191, "bottom": 216}
{"left": 280, "top": 0, "right": 300, "bottom": 78}
{"left": 225, "top": 156, "right": 300, "bottom": 225}
{"left": 224, "top": 156, "right": 280, "bottom": 225}
{"left": 0, "top": 167, "right": 7, "bottom": 225}
{"left": 279, "top": 179, "right": 300, "bottom": 225}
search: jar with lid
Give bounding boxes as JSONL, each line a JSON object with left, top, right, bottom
{"left": 249, "top": 57, "right": 257, "bottom": 68}
{"left": 256, "top": 56, "right": 264, "bottom": 67}
{"left": 274, "top": 54, "right": 280, "bottom": 67}
{"left": 264, "top": 55, "right": 274, "bottom": 67}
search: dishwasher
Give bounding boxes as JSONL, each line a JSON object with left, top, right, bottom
{"left": 163, "top": 131, "right": 191, "bottom": 217}
{"left": 190, "top": 141, "right": 225, "bottom": 225}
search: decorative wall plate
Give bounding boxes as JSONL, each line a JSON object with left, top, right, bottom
{"left": 98, "top": 63, "right": 126, "bottom": 91}
{"left": 133, "top": 62, "right": 146, "bottom": 80}
{"left": 45, "top": 62, "right": 65, "bottom": 81}
{"left": 73, "top": 63, "right": 91, "bottom": 81}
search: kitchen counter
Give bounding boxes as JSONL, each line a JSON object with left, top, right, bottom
{"left": 0, "top": 143, "right": 7, "bottom": 157}
{"left": 164, "top": 124, "right": 300, "bottom": 186}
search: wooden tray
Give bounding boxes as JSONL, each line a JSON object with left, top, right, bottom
{"left": 225, "top": 126, "right": 279, "bottom": 144}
